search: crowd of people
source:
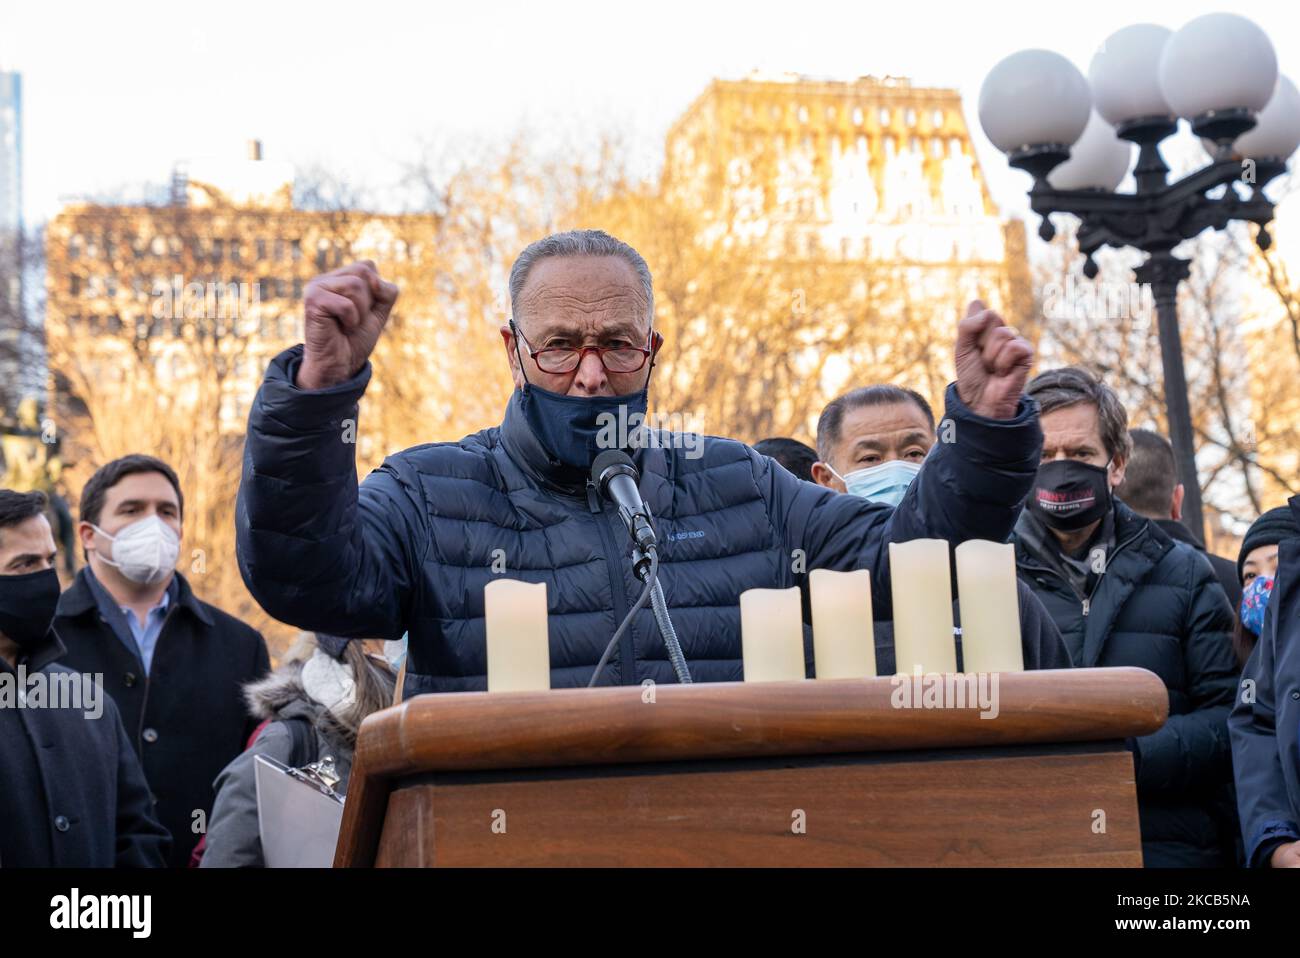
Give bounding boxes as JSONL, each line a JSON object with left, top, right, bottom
{"left": 1, "top": 228, "right": 1297, "bottom": 869}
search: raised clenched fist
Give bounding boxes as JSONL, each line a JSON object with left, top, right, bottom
{"left": 296, "top": 261, "right": 400, "bottom": 391}
{"left": 954, "top": 299, "right": 1034, "bottom": 420}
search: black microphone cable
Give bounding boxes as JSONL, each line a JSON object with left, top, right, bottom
{"left": 588, "top": 550, "right": 658, "bottom": 688}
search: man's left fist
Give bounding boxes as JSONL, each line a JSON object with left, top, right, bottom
{"left": 954, "top": 300, "right": 1034, "bottom": 420}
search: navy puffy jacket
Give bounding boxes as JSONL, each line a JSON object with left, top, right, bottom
{"left": 237, "top": 346, "right": 1043, "bottom": 696}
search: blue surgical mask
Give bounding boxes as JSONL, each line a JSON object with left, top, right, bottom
{"left": 828, "top": 459, "right": 922, "bottom": 507}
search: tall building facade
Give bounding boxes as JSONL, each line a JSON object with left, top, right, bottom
{"left": 44, "top": 158, "right": 443, "bottom": 444}
{"left": 0, "top": 69, "right": 26, "bottom": 424}
{"left": 0, "top": 70, "right": 19, "bottom": 236}
{"left": 661, "top": 73, "right": 1032, "bottom": 420}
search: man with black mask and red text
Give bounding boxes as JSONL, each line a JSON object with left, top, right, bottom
{"left": 1012, "top": 367, "right": 1237, "bottom": 868}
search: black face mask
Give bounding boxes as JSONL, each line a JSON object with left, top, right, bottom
{"left": 0, "top": 568, "right": 61, "bottom": 653}
{"left": 1029, "top": 459, "right": 1113, "bottom": 531}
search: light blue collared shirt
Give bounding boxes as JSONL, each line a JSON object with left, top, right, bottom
{"left": 122, "top": 588, "right": 171, "bottom": 675}
{"left": 86, "top": 568, "right": 175, "bottom": 675}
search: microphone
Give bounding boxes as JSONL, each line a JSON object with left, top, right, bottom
{"left": 588, "top": 449, "right": 693, "bottom": 685}
{"left": 591, "top": 450, "right": 657, "bottom": 562}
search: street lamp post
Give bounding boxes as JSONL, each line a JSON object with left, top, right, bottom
{"left": 979, "top": 14, "right": 1300, "bottom": 543}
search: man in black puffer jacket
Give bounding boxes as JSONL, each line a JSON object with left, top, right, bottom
{"left": 1013, "top": 368, "right": 1237, "bottom": 868}
{"left": 237, "top": 229, "right": 1044, "bottom": 696}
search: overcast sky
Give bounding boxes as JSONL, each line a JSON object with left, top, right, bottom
{"left": 3, "top": 0, "right": 1298, "bottom": 227}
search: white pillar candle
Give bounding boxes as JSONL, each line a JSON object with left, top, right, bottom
{"left": 740, "top": 587, "right": 806, "bottom": 682}
{"left": 810, "top": 568, "right": 876, "bottom": 678}
{"left": 955, "top": 540, "right": 1024, "bottom": 673}
{"left": 484, "top": 579, "right": 551, "bottom": 692}
{"left": 888, "top": 539, "right": 957, "bottom": 674}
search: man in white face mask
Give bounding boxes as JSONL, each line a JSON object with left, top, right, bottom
{"left": 53, "top": 455, "right": 270, "bottom": 868}
{"left": 811, "top": 385, "right": 936, "bottom": 506}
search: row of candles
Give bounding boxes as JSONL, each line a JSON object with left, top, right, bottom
{"left": 484, "top": 539, "right": 1024, "bottom": 692}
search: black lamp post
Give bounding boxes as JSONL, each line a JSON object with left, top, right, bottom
{"left": 979, "top": 15, "right": 1300, "bottom": 543}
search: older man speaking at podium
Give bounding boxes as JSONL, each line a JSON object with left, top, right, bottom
{"left": 236, "top": 229, "right": 1042, "bottom": 697}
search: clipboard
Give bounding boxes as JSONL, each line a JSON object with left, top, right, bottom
{"left": 254, "top": 754, "right": 346, "bottom": 868}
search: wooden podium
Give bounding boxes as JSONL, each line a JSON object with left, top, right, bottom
{"left": 334, "top": 667, "right": 1166, "bottom": 867}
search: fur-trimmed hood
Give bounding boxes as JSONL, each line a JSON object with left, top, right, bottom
{"left": 242, "top": 658, "right": 358, "bottom": 745}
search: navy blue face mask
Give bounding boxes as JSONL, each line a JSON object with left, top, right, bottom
{"left": 517, "top": 382, "right": 650, "bottom": 470}
{"left": 513, "top": 325, "right": 654, "bottom": 471}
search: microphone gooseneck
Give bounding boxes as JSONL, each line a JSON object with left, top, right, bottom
{"left": 588, "top": 451, "right": 692, "bottom": 685}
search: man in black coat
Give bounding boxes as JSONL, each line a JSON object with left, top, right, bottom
{"left": 1012, "top": 368, "right": 1238, "bottom": 868}
{"left": 53, "top": 456, "right": 270, "bottom": 867}
{"left": 1118, "top": 428, "right": 1242, "bottom": 610}
{"left": 0, "top": 488, "right": 169, "bottom": 867}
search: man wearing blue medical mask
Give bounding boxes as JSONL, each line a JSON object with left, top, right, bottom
{"left": 811, "top": 384, "right": 1071, "bottom": 676}
{"left": 54, "top": 454, "right": 269, "bottom": 867}
{"left": 811, "top": 385, "right": 935, "bottom": 507}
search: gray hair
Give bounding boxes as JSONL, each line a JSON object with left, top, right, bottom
{"left": 1025, "top": 366, "right": 1133, "bottom": 463}
{"left": 508, "top": 229, "right": 654, "bottom": 325}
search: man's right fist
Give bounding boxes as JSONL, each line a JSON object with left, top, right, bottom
{"left": 297, "top": 261, "right": 400, "bottom": 391}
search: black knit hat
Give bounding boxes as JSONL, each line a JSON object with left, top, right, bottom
{"left": 1238, "top": 505, "right": 1300, "bottom": 581}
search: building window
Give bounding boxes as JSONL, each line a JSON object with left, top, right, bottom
{"left": 212, "top": 238, "right": 224, "bottom": 263}
{"left": 798, "top": 105, "right": 808, "bottom": 123}
{"left": 933, "top": 109, "right": 944, "bottom": 127}
{"left": 230, "top": 241, "right": 241, "bottom": 263}
{"left": 853, "top": 107, "right": 864, "bottom": 126}
{"left": 69, "top": 274, "right": 80, "bottom": 296}
{"left": 292, "top": 278, "right": 303, "bottom": 299}
{"left": 68, "top": 235, "right": 82, "bottom": 259}
{"left": 906, "top": 108, "right": 917, "bottom": 127}
{"left": 256, "top": 239, "right": 267, "bottom": 260}
{"left": 274, "top": 239, "right": 285, "bottom": 261}
{"left": 931, "top": 137, "right": 944, "bottom": 157}
{"left": 910, "top": 136, "right": 921, "bottom": 153}
{"left": 879, "top": 107, "right": 890, "bottom": 126}
{"left": 291, "top": 240, "right": 301, "bottom": 261}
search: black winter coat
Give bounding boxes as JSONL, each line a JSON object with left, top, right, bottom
{"left": 1014, "top": 501, "right": 1239, "bottom": 867}
{"left": 237, "top": 346, "right": 1044, "bottom": 695}
{"left": 53, "top": 569, "right": 270, "bottom": 868}
{"left": 873, "top": 579, "right": 1073, "bottom": 673}
{"left": 1155, "top": 517, "right": 1243, "bottom": 612}
{"left": 0, "top": 629, "right": 169, "bottom": 867}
